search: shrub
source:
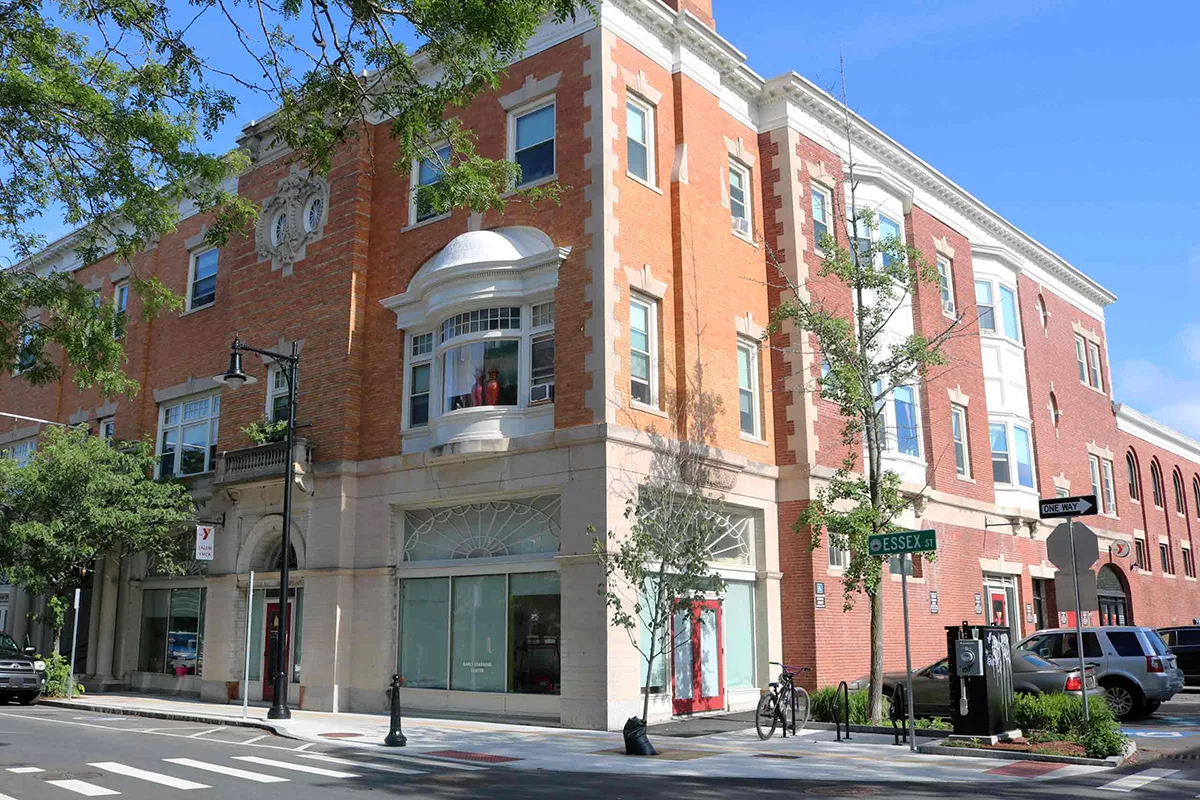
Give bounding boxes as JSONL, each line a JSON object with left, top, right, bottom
{"left": 40, "top": 652, "right": 84, "bottom": 697}
{"left": 810, "top": 686, "right": 890, "bottom": 724}
{"left": 1013, "top": 691, "right": 1124, "bottom": 757}
{"left": 1078, "top": 720, "right": 1126, "bottom": 759}
{"left": 242, "top": 416, "right": 288, "bottom": 445}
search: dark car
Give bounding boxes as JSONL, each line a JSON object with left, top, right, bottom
{"left": 848, "top": 651, "right": 1102, "bottom": 718}
{"left": 0, "top": 632, "right": 46, "bottom": 705}
{"left": 1159, "top": 626, "right": 1200, "bottom": 686}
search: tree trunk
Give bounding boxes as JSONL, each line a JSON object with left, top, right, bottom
{"left": 867, "top": 587, "right": 884, "bottom": 723}
{"left": 52, "top": 627, "right": 61, "bottom": 658}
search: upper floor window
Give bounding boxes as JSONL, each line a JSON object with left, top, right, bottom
{"left": 998, "top": 285, "right": 1020, "bottom": 342}
{"left": 892, "top": 386, "right": 919, "bottom": 457}
{"left": 188, "top": 248, "right": 218, "bottom": 310}
{"left": 511, "top": 100, "right": 555, "bottom": 187}
{"left": 974, "top": 279, "right": 1020, "bottom": 341}
{"left": 729, "top": 160, "right": 752, "bottom": 238}
{"left": 4, "top": 438, "right": 36, "bottom": 466}
{"left": 266, "top": 364, "right": 296, "bottom": 423}
{"left": 1036, "top": 295, "right": 1048, "bottom": 328}
{"left": 626, "top": 97, "right": 655, "bottom": 185}
{"left": 1090, "top": 455, "right": 1116, "bottom": 515}
{"left": 1049, "top": 392, "right": 1061, "bottom": 430}
{"left": 737, "top": 337, "right": 761, "bottom": 438}
{"left": 811, "top": 186, "right": 831, "bottom": 252}
{"left": 1184, "top": 547, "right": 1196, "bottom": 579}
{"left": 630, "top": 295, "right": 658, "bottom": 407}
{"left": 113, "top": 281, "right": 129, "bottom": 338}
{"left": 1150, "top": 461, "right": 1164, "bottom": 508}
{"left": 530, "top": 302, "right": 556, "bottom": 404}
{"left": 936, "top": 256, "right": 955, "bottom": 316}
{"left": 975, "top": 281, "right": 995, "bottom": 333}
{"left": 877, "top": 214, "right": 901, "bottom": 267}
{"left": 1161, "top": 541, "right": 1174, "bottom": 575}
{"left": 1174, "top": 471, "right": 1186, "bottom": 515}
{"left": 408, "top": 333, "right": 434, "bottom": 428}
{"left": 951, "top": 404, "right": 969, "bottom": 477}
{"left": 99, "top": 417, "right": 115, "bottom": 443}
{"left": 1127, "top": 452, "right": 1140, "bottom": 501}
{"left": 1194, "top": 477, "right": 1200, "bottom": 520}
{"left": 16, "top": 324, "right": 37, "bottom": 374}
{"left": 157, "top": 393, "right": 220, "bottom": 478}
{"left": 1134, "top": 537, "right": 1149, "bottom": 570}
{"left": 412, "top": 144, "right": 451, "bottom": 225}
{"left": 990, "top": 420, "right": 1034, "bottom": 489}
{"left": 1086, "top": 340, "right": 1104, "bottom": 391}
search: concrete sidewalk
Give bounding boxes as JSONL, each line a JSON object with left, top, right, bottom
{"left": 39, "top": 693, "right": 1114, "bottom": 784}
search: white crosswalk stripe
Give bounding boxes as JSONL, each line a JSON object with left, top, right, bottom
{"left": 1099, "top": 767, "right": 1179, "bottom": 792}
{"left": 90, "top": 761, "right": 209, "bottom": 790}
{"left": 232, "top": 755, "right": 359, "bottom": 778}
{"left": 45, "top": 779, "right": 121, "bottom": 797}
{"left": 164, "top": 758, "right": 289, "bottom": 783}
{"left": 0, "top": 793, "right": 20, "bottom": 800}
{"left": 6, "top": 766, "right": 43, "bottom": 773}
{"left": 296, "top": 752, "right": 424, "bottom": 775}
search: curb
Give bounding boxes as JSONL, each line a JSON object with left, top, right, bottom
{"left": 917, "top": 738, "right": 1136, "bottom": 767}
{"left": 806, "top": 721, "right": 947, "bottom": 738}
{"left": 39, "top": 699, "right": 287, "bottom": 738}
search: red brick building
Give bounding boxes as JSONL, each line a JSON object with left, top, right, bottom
{"left": 0, "top": 0, "right": 1195, "bottom": 729}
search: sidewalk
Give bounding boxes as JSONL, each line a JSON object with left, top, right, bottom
{"left": 40, "top": 693, "right": 1114, "bottom": 784}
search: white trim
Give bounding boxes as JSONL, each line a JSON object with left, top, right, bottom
{"left": 950, "top": 403, "right": 969, "bottom": 478}
{"left": 629, "top": 292, "right": 659, "bottom": 409}
{"left": 727, "top": 158, "right": 753, "bottom": 241}
{"left": 736, "top": 335, "right": 761, "bottom": 439}
{"left": 810, "top": 182, "right": 832, "bottom": 255}
{"left": 1116, "top": 404, "right": 1200, "bottom": 466}
{"left": 408, "top": 143, "right": 452, "bottom": 228}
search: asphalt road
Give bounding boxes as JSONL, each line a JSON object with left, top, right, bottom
{"left": 0, "top": 704, "right": 1197, "bottom": 799}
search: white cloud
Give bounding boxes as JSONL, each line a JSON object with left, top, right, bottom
{"left": 1115, "top": 349, "right": 1200, "bottom": 442}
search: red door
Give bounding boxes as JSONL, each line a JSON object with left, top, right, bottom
{"left": 263, "top": 601, "right": 291, "bottom": 702}
{"left": 989, "top": 590, "right": 1009, "bottom": 630}
{"left": 671, "top": 600, "right": 724, "bottom": 715}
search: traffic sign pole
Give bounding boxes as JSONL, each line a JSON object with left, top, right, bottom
{"left": 1068, "top": 517, "right": 1090, "bottom": 723}
{"left": 900, "top": 561, "right": 916, "bottom": 751}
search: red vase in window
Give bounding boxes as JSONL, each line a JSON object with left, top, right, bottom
{"left": 471, "top": 370, "right": 484, "bottom": 407}
{"left": 484, "top": 370, "right": 500, "bottom": 405}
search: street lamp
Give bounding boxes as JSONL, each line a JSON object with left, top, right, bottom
{"left": 214, "top": 335, "right": 297, "bottom": 720}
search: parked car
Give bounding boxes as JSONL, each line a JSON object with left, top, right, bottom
{"left": 1016, "top": 626, "right": 1184, "bottom": 720}
{"left": 0, "top": 632, "right": 46, "bottom": 705}
{"left": 847, "top": 650, "right": 1102, "bottom": 719}
{"left": 1158, "top": 626, "right": 1200, "bottom": 686}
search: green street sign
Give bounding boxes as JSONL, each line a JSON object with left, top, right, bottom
{"left": 868, "top": 529, "right": 937, "bottom": 557}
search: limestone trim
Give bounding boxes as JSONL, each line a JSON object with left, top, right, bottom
{"left": 1086, "top": 441, "right": 1114, "bottom": 462}
{"left": 69, "top": 408, "right": 89, "bottom": 425}
{"left": 0, "top": 423, "right": 39, "bottom": 446}
{"left": 254, "top": 167, "right": 330, "bottom": 276}
{"left": 723, "top": 136, "right": 756, "bottom": 168}
{"left": 932, "top": 235, "right": 956, "bottom": 259}
{"left": 1052, "top": 473, "right": 1071, "bottom": 493}
{"left": 83, "top": 274, "right": 103, "bottom": 291}
{"left": 618, "top": 67, "right": 663, "bottom": 105}
{"left": 1028, "top": 561, "right": 1058, "bottom": 579}
{"left": 153, "top": 377, "right": 217, "bottom": 404}
{"left": 183, "top": 226, "right": 209, "bottom": 251}
{"left": 671, "top": 143, "right": 689, "bottom": 184}
{"left": 499, "top": 72, "right": 562, "bottom": 110}
{"left": 1072, "top": 319, "right": 1103, "bottom": 344}
{"left": 806, "top": 160, "right": 837, "bottom": 190}
{"left": 108, "top": 264, "right": 131, "bottom": 283}
{"left": 625, "top": 263, "right": 667, "bottom": 299}
{"left": 980, "top": 555, "right": 1023, "bottom": 576}
{"left": 735, "top": 311, "right": 765, "bottom": 340}
{"left": 255, "top": 337, "right": 306, "bottom": 367}
{"left": 946, "top": 385, "right": 969, "bottom": 407}
{"left": 95, "top": 400, "right": 118, "bottom": 419}
{"left": 236, "top": 513, "right": 307, "bottom": 574}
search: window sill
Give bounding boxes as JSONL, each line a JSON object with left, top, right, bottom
{"left": 626, "top": 172, "right": 663, "bottom": 195}
{"left": 181, "top": 302, "right": 215, "bottom": 318}
{"left": 942, "top": 310, "right": 958, "bottom": 321}
{"left": 739, "top": 432, "right": 768, "bottom": 447}
{"left": 979, "top": 331, "right": 1024, "bottom": 350}
{"left": 402, "top": 213, "right": 451, "bottom": 233}
{"left": 826, "top": 567, "right": 846, "bottom": 577}
{"left": 955, "top": 474, "right": 977, "bottom": 484}
{"left": 1078, "top": 381, "right": 1107, "bottom": 397}
{"left": 883, "top": 451, "right": 926, "bottom": 468}
{"left": 731, "top": 228, "right": 759, "bottom": 247}
{"left": 1185, "top": 575, "right": 1197, "bottom": 583}
{"left": 1163, "top": 573, "right": 1178, "bottom": 580}
{"left": 889, "top": 573, "right": 926, "bottom": 584}
{"left": 508, "top": 174, "right": 559, "bottom": 195}
{"left": 630, "top": 399, "right": 668, "bottom": 418}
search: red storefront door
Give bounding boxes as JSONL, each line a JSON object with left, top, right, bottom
{"left": 671, "top": 600, "right": 724, "bottom": 715}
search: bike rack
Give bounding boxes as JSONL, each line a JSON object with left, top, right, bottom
{"left": 890, "top": 684, "right": 909, "bottom": 746}
{"left": 835, "top": 680, "right": 851, "bottom": 742}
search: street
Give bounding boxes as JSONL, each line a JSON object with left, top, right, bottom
{"left": 0, "top": 703, "right": 1197, "bottom": 799}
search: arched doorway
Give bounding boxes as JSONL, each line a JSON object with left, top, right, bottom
{"left": 1097, "top": 564, "right": 1131, "bottom": 626}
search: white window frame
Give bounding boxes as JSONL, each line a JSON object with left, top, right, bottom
{"left": 810, "top": 184, "right": 832, "bottom": 254}
{"left": 1086, "top": 340, "right": 1104, "bottom": 391}
{"left": 872, "top": 381, "right": 924, "bottom": 462}
{"left": 529, "top": 301, "right": 555, "bottom": 403}
{"left": 625, "top": 95, "right": 656, "bottom": 187}
{"left": 406, "top": 332, "right": 434, "bottom": 429}
{"left": 5, "top": 437, "right": 36, "bottom": 466}
{"left": 113, "top": 280, "right": 129, "bottom": 338}
{"left": 736, "top": 336, "right": 761, "bottom": 439}
{"left": 728, "top": 159, "right": 752, "bottom": 239}
{"left": 186, "top": 247, "right": 219, "bottom": 312}
{"left": 1075, "top": 335, "right": 1089, "bottom": 385}
{"left": 409, "top": 143, "right": 452, "bottom": 227}
{"left": 990, "top": 418, "right": 1035, "bottom": 489}
{"left": 155, "top": 392, "right": 220, "bottom": 478}
{"left": 99, "top": 417, "right": 115, "bottom": 443}
{"left": 629, "top": 293, "right": 659, "bottom": 409}
{"left": 936, "top": 256, "right": 956, "bottom": 317}
{"left": 975, "top": 280, "right": 996, "bottom": 333}
{"left": 266, "top": 363, "right": 296, "bottom": 423}
{"left": 828, "top": 539, "right": 848, "bottom": 570}
{"left": 1101, "top": 457, "right": 1116, "bottom": 517}
{"left": 508, "top": 97, "right": 557, "bottom": 190}
{"left": 976, "top": 277, "right": 1020, "bottom": 343}
{"left": 998, "top": 284, "right": 1021, "bottom": 343}
{"left": 951, "top": 403, "right": 969, "bottom": 477}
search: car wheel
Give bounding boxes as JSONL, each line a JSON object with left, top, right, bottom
{"left": 1139, "top": 700, "right": 1162, "bottom": 718}
{"left": 16, "top": 692, "right": 39, "bottom": 706}
{"left": 1101, "top": 679, "right": 1142, "bottom": 720}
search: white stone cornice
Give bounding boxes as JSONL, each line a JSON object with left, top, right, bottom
{"left": 1116, "top": 404, "right": 1200, "bottom": 466}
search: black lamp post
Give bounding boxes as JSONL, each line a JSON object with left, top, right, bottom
{"left": 214, "top": 335, "right": 299, "bottom": 720}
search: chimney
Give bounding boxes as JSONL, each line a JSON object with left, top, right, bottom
{"left": 662, "top": 0, "right": 715, "bottom": 29}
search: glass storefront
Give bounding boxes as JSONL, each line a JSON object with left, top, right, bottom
{"left": 724, "top": 582, "right": 755, "bottom": 689}
{"left": 400, "top": 572, "right": 560, "bottom": 695}
{"left": 139, "top": 587, "right": 206, "bottom": 676}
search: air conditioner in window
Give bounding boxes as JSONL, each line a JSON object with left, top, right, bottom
{"left": 732, "top": 216, "right": 751, "bottom": 236}
{"left": 530, "top": 382, "right": 555, "bottom": 403}
{"left": 942, "top": 300, "right": 956, "bottom": 315}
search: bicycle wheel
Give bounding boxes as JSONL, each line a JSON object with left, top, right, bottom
{"left": 792, "top": 686, "right": 811, "bottom": 732}
{"left": 755, "top": 691, "right": 780, "bottom": 740}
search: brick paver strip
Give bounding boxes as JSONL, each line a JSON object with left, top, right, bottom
{"left": 984, "top": 760, "right": 1065, "bottom": 777}
{"left": 424, "top": 750, "right": 522, "bottom": 764}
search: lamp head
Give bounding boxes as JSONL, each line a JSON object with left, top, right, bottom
{"left": 213, "top": 343, "right": 258, "bottom": 389}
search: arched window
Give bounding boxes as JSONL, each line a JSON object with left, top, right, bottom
{"left": 1194, "top": 477, "right": 1200, "bottom": 520}
{"left": 1174, "top": 470, "right": 1187, "bottom": 515}
{"left": 1048, "top": 392, "right": 1061, "bottom": 429}
{"left": 1150, "top": 461, "right": 1164, "bottom": 508}
{"left": 1036, "top": 294, "right": 1049, "bottom": 328}
{"left": 1126, "top": 452, "right": 1140, "bottom": 501}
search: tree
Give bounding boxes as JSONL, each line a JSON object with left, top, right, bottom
{"left": 765, "top": 68, "right": 960, "bottom": 723}
{"left": 0, "top": 426, "right": 196, "bottom": 651}
{"left": 1, "top": 0, "right": 590, "bottom": 392}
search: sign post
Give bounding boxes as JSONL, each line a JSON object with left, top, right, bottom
{"left": 1040, "top": 494, "right": 1098, "bottom": 722}
{"left": 242, "top": 570, "right": 254, "bottom": 720}
{"left": 67, "top": 587, "right": 81, "bottom": 700}
{"left": 868, "top": 529, "right": 938, "bottom": 752}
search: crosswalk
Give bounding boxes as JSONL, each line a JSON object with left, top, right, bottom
{"left": 2, "top": 750, "right": 476, "bottom": 797}
{"left": 1098, "top": 766, "right": 1180, "bottom": 792}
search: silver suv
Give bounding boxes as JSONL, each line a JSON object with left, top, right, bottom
{"left": 1016, "top": 626, "right": 1183, "bottom": 719}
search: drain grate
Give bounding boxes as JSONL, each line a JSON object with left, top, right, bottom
{"left": 424, "top": 750, "right": 521, "bottom": 764}
{"left": 754, "top": 753, "right": 802, "bottom": 760}
{"left": 318, "top": 732, "right": 365, "bottom": 739}
{"left": 40, "top": 771, "right": 103, "bottom": 782}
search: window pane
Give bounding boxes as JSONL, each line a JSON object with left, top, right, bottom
{"left": 999, "top": 286, "right": 1019, "bottom": 340}
{"left": 729, "top": 166, "right": 746, "bottom": 221}
{"left": 451, "top": 575, "right": 507, "bottom": 692}
{"left": 509, "top": 572, "right": 560, "bottom": 694}
{"left": 410, "top": 363, "right": 430, "bottom": 427}
{"left": 443, "top": 340, "right": 519, "bottom": 411}
{"left": 180, "top": 423, "right": 209, "bottom": 475}
{"left": 878, "top": 215, "right": 900, "bottom": 267}
{"left": 531, "top": 334, "right": 555, "bottom": 390}
{"left": 811, "top": 189, "right": 828, "bottom": 246}
{"left": 626, "top": 103, "right": 649, "bottom": 181}
{"left": 1014, "top": 426, "right": 1034, "bottom": 488}
{"left": 1076, "top": 337, "right": 1088, "bottom": 382}
{"left": 894, "top": 386, "right": 919, "bottom": 456}
{"left": 1108, "top": 631, "right": 1144, "bottom": 657}
{"left": 138, "top": 590, "right": 170, "bottom": 673}
{"left": 515, "top": 105, "right": 555, "bottom": 185}
{"left": 516, "top": 142, "right": 554, "bottom": 185}
{"left": 516, "top": 105, "right": 555, "bottom": 149}
{"left": 724, "top": 582, "right": 755, "bottom": 689}
{"left": 194, "top": 250, "right": 218, "bottom": 280}
{"left": 952, "top": 407, "right": 967, "bottom": 475}
{"left": 639, "top": 578, "right": 668, "bottom": 694}
{"left": 401, "top": 578, "right": 449, "bottom": 689}
{"left": 990, "top": 423, "right": 1010, "bottom": 484}
{"left": 739, "top": 389, "right": 755, "bottom": 434}
{"left": 168, "top": 589, "right": 203, "bottom": 676}
{"left": 975, "top": 281, "right": 995, "bottom": 331}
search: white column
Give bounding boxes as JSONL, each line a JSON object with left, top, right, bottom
{"left": 93, "top": 554, "right": 121, "bottom": 678}
{"left": 84, "top": 561, "right": 103, "bottom": 675}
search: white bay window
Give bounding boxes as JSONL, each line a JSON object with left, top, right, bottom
{"left": 157, "top": 394, "right": 220, "bottom": 477}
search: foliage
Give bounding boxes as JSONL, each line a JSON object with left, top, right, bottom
{"left": 765, "top": 72, "right": 960, "bottom": 723}
{"left": 242, "top": 416, "right": 289, "bottom": 445}
{"left": 810, "top": 686, "right": 890, "bottom": 725}
{"left": 39, "top": 651, "right": 83, "bottom": 697}
{"left": 1012, "top": 691, "right": 1125, "bottom": 758}
{"left": 0, "top": 426, "right": 195, "bottom": 648}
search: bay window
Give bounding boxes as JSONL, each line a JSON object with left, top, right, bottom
{"left": 999, "top": 285, "right": 1020, "bottom": 341}
{"left": 893, "top": 386, "right": 919, "bottom": 456}
{"left": 990, "top": 419, "right": 1034, "bottom": 489}
{"left": 976, "top": 278, "right": 1019, "bottom": 341}
{"left": 990, "top": 423, "right": 1010, "bottom": 484}
{"left": 975, "top": 281, "right": 995, "bottom": 332}
{"left": 157, "top": 394, "right": 220, "bottom": 477}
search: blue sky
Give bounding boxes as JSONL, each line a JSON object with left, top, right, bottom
{"left": 712, "top": 0, "right": 1200, "bottom": 438}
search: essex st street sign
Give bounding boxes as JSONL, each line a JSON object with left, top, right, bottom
{"left": 1038, "top": 494, "right": 1097, "bottom": 520}
{"left": 868, "top": 529, "right": 937, "bottom": 556}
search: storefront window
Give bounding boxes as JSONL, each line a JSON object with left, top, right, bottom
{"left": 451, "top": 575, "right": 507, "bottom": 692}
{"left": 639, "top": 578, "right": 668, "bottom": 694}
{"left": 401, "top": 578, "right": 449, "bottom": 689}
{"left": 724, "top": 582, "right": 755, "bottom": 689}
{"left": 509, "top": 572, "right": 560, "bottom": 694}
{"left": 139, "top": 587, "right": 206, "bottom": 676}
{"left": 443, "top": 340, "right": 519, "bottom": 412}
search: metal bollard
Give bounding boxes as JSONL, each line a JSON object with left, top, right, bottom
{"left": 384, "top": 674, "right": 407, "bottom": 747}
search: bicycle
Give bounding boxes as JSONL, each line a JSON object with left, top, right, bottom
{"left": 755, "top": 662, "right": 811, "bottom": 740}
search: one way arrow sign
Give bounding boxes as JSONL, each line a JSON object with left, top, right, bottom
{"left": 1038, "top": 494, "right": 1097, "bottom": 520}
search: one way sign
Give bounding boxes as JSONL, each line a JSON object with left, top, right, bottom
{"left": 1038, "top": 494, "right": 1097, "bottom": 520}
